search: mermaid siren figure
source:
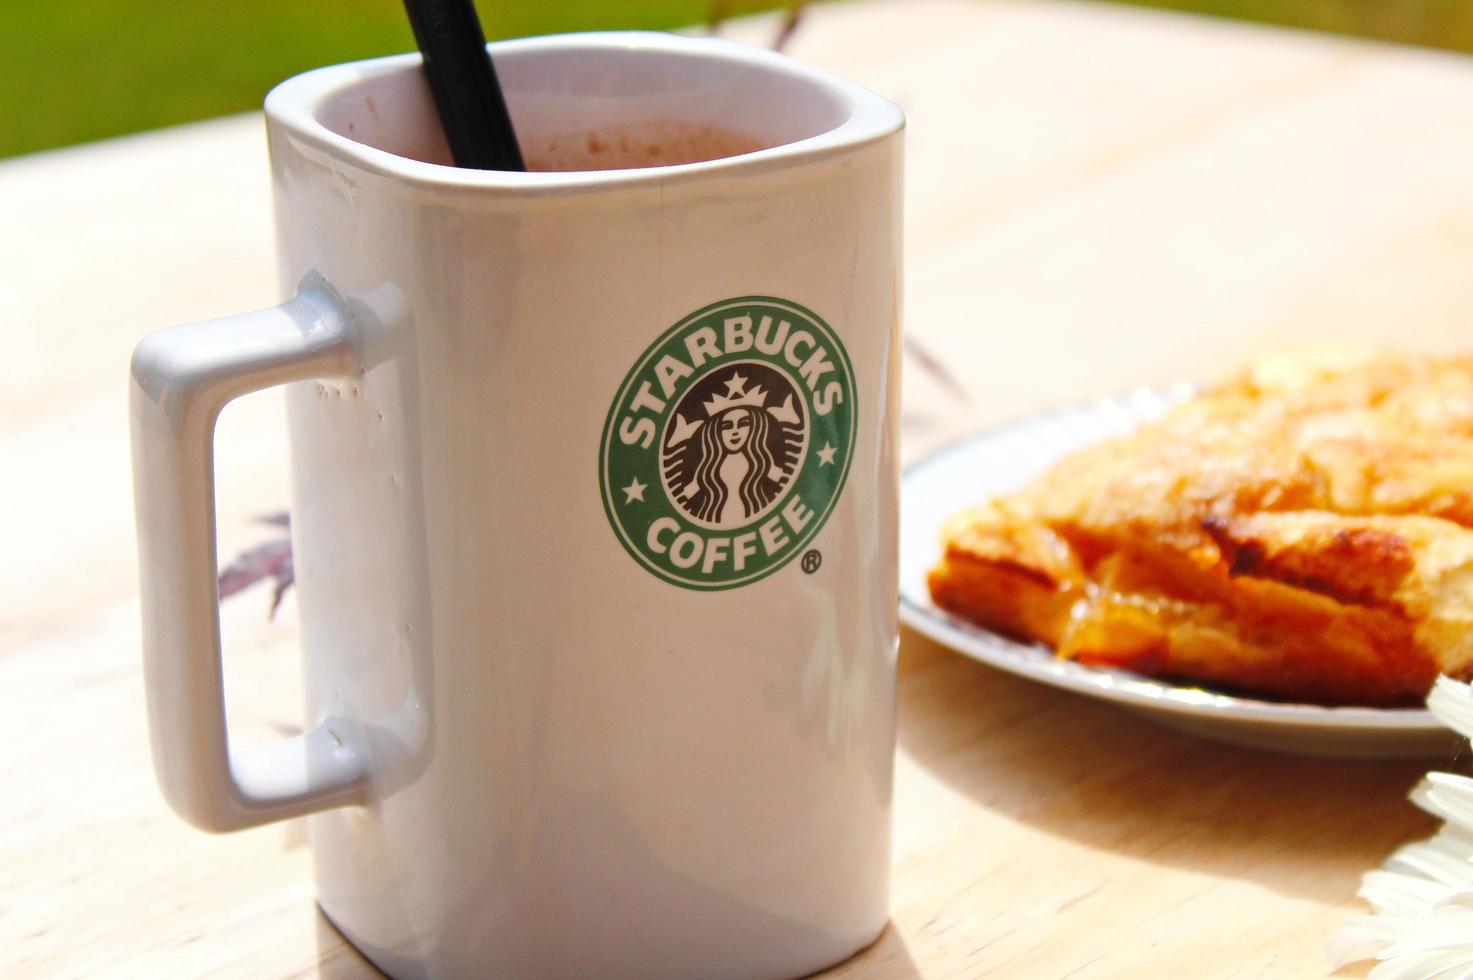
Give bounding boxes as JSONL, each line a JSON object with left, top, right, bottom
{"left": 662, "top": 367, "right": 806, "bottom": 528}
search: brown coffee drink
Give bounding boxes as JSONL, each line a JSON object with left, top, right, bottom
{"left": 523, "top": 121, "right": 765, "bottom": 172}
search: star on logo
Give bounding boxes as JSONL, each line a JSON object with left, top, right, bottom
{"left": 622, "top": 477, "right": 647, "bottom": 504}
{"left": 817, "top": 443, "right": 838, "bottom": 466}
{"left": 723, "top": 372, "right": 748, "bottom": 397}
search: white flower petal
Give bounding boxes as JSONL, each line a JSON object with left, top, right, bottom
{"left": 1361, "top": 871, "right": 1457, "bottom": 913}
{"left": 1386, "top": 842, "right": 1473, "bottom": 890}
{"left": 1335, "top": 679, "right": 1473, "bottom": 979}
{"left": 1331, "top": 916, "right": 1408, "bottom": 967}
{"left": 1411, "top": 781, "right": 1473, "bottom": 840}
{"left": 1369, "top": 945, "right": 1473, "bottom": 980}
{"left": 1428, "top": 677, "right": 1473, "bottom": 739}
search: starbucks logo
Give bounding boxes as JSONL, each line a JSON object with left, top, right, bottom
{"left": 600, "top": 297, "right": 856, "bottom": 590}
{"left": 662, "top": 362, "right": 805, "bottom": 529}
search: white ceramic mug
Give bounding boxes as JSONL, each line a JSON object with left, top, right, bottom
{"left": 130, "top": 32, "right": 903, "bottom": 979}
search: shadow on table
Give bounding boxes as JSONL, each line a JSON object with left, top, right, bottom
{"left": 313, "top": 902, "right": 919, "bottom": 978}
{"left": 895, "top": 626, "right": 1443, "bottom": 902}
{"left": 818, "top": 921, "right": 922, "bottom": 978}
{"left": 315, "top": 910, "right": 386, "bottom": 978}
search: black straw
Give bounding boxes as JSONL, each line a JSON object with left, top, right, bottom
{"left": 401, "top": 0, "right": 525, "bottom": 171}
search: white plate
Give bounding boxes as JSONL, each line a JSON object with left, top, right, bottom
{"left": 899, "top": 388, "right": 1458, "bottom": 760}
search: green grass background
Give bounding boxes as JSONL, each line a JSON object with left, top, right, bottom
{"left": 3, "top": 0, "right": 1472, "bottom": 159}
{"left": 0, "top": 0, "right": 784, "bottom": 158}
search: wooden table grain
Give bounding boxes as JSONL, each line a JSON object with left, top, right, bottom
{"left": 9, "top": 0, "right": 1473, "bottom": 975}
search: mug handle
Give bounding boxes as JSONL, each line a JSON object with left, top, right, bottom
{"left": 129, "top": 273, "right": 368, "bottom": 832}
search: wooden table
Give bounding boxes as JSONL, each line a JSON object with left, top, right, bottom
{"left": 8, "top": 0, "right": 1473, "bottom": 974}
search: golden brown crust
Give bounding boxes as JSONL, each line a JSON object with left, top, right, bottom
{"left": 928, "top": 350, "right": 1473, "bottom": 706}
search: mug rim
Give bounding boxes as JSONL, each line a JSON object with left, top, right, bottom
{"left": 264, "top": 31, "right": 905, "bottom": 194}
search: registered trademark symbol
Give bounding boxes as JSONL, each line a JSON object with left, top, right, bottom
{"left": 801, "top": 550, "right": 822, "bottom": 574}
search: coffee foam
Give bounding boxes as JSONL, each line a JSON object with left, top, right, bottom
{"left": 523, "top": 121, "right": 766, "bottom": 172}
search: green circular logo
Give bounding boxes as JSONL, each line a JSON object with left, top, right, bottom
{"left": 600, "top": 296, "right": 856, "bottom": 590}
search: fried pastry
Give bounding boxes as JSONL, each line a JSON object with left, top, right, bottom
{"left": 927, "top": 350, "right": 1473, "bottom": 705}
